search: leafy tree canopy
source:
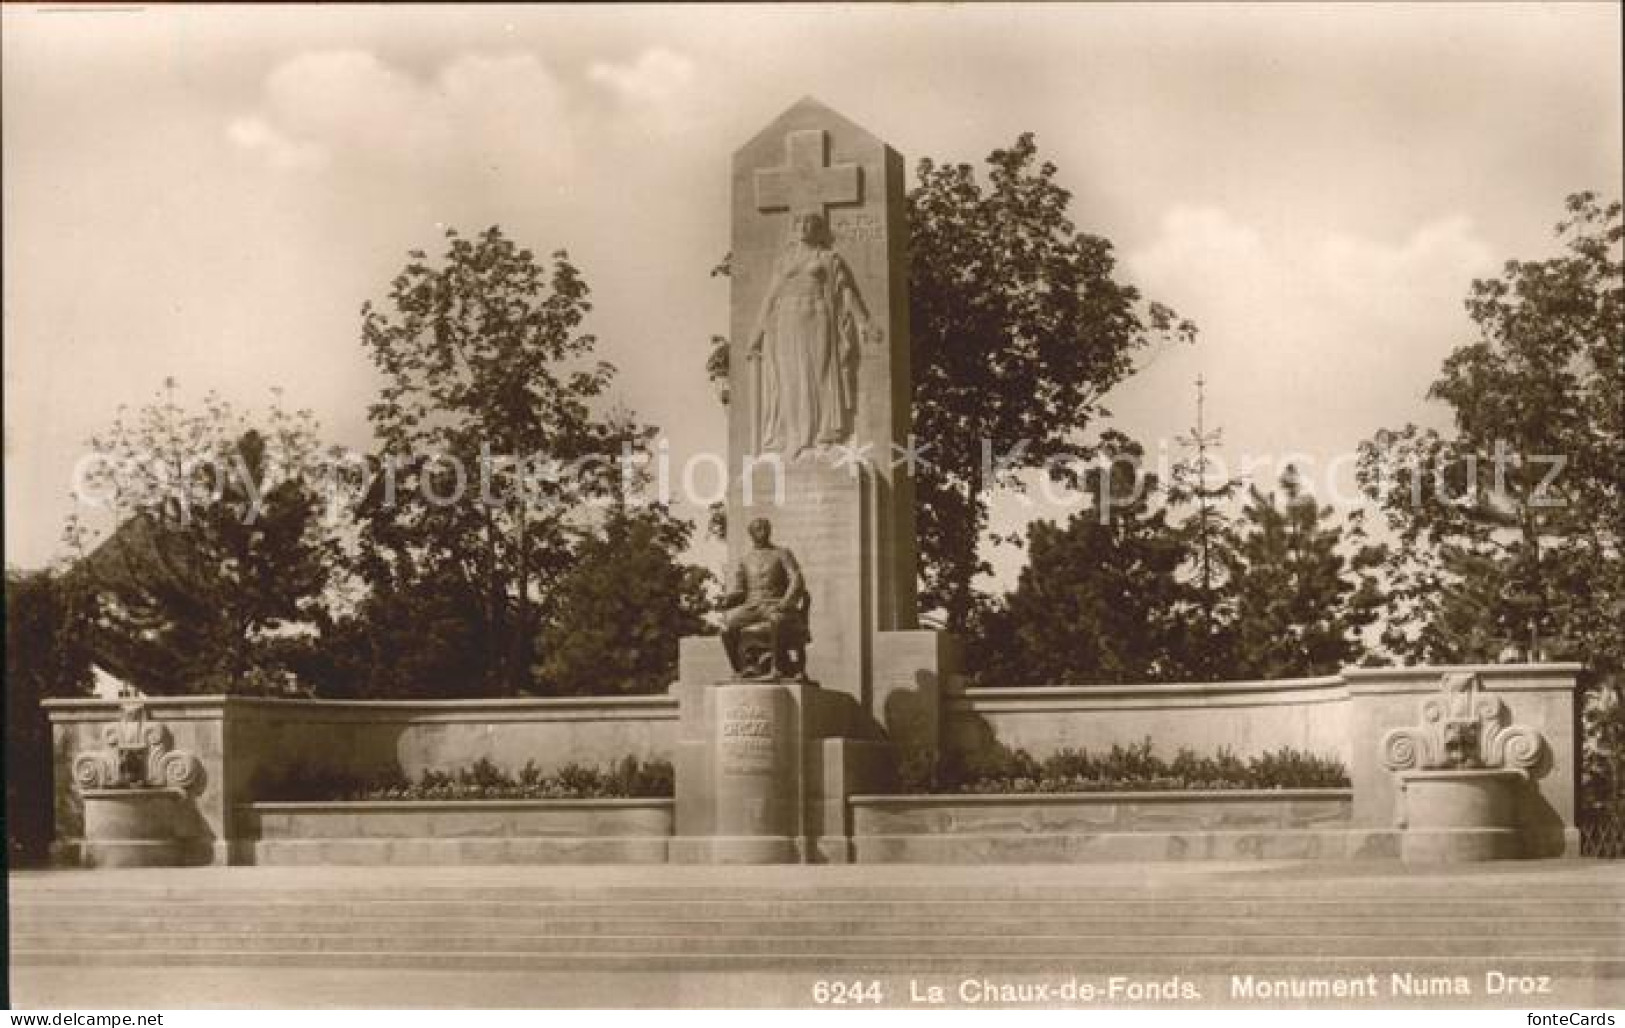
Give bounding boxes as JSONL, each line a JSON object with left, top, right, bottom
{"left": 65, "top": 384, "right": 333, "bottom": 694}
{"left": 535, "top": 503, "right": 714, "bottom": 696}
{"left": 354, "top": 227, "right": 653, "bottom": 695}
{"left": 1358, "top": 192, "right": 1623, "bottom": 819}
{"left": 975, "top": 433, "right": 1193, "bottom": 684}
{"left": 975, "top": 446, "right": 1380, "bottom": 687}
{"left": 910, "top": 134, "right": 1195, "bottom": 633}
{"left": 5, "top": 568, "right": 96, "bottom": 859}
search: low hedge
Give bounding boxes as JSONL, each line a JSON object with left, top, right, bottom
{"left": 267, "top": 756, "right": 675, "bottom": 802}
{"left": 261, "top": 742, "right": 1344, "bottom": 802}
{"left": 915, "top": 739, "right": 1349, "bottom": 794}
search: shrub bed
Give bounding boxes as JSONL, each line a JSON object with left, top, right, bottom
{"left": 267, "top": 756, "right": 675, "bottom": 801}
{"left": 926, "top": 739, "right": 1348, "bottom": 794}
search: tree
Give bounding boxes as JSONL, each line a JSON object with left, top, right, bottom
{"left": 293, "top": 568, "right": 490, "bottom": 699}
{"left": 974, "top": 433, "right": 1194, "bottom": 685}
{"left": 909, "top": 135, "right": 1194, "bottom": 633}
{"left": 1165, "top": 375, "right": 1242, "bottom": 680}
{"left": 1224, "top": 467, "right": 1384, "bottom": 679}
{"left": 5, "top": 568, "right": 96, "bottom": 860}
{"left": 1359, "top": 193, "right": 1624, "bottom": 822}
{"left": 535, "top": 503, "right": 714, "bottom": 696}
{"left": 356, "top": 227, "right": 649, "bottom": 695}
{"left": 66, "top": 383, "right": 333, "bottom": 694}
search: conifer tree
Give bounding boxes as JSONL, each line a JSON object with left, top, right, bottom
{"left": 1224, "top": 467, "right": 1383, "bottom": 678}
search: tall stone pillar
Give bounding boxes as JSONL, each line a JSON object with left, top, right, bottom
{"left": 673, "top": 98, "right": 956, "bottom": 862}
{"left": 727, "top": 96, "right": 918, "bottom": 661}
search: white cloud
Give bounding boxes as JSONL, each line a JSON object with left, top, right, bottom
{"left": 1312, "top": 215, "right": 1493, "bottom": 330}
{"left": 262, "top": 50, "right": 419, "bottom": 153}
{"left": 226, "top": 115, "right": 326, "bottom": 171}
{"left": 588, "top": 46, "right": 702, "bottom": 137}
{"left": 230, "top": 49, "right": 576, "bottom": 178}
{"left": 1118, "top": 206, "right": 1497, "bottom": 498}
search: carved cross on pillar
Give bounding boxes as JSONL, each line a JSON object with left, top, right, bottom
{"left": 754, "top": 129, "right": 860, "bottom": 219}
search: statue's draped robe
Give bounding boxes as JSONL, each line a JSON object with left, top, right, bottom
{"left": 755, "top": 244, "right": 865, "bottom": 457}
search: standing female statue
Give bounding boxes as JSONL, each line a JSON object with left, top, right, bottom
{"left": 747, "top": 211, "right": 880, "bottom": 458}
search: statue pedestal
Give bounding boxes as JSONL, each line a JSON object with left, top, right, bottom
{"left": 711, "top": 682, "right": 800, "bottom": 863}
{"left": 670, "top": 679, "right": 893, "bottom": 863}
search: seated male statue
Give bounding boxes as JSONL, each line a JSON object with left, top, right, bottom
{"left": 720, "top": 517, "right": 808, "bottom": 681}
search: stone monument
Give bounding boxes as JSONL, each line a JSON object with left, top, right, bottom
{"left": 673, "top": 97, "right": 957, "bottom": 863}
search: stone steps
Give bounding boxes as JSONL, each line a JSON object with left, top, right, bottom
{"left": 15, "top": 951, "right": 1625, "bottom": 978}
{"left": 18, "top": 885, "right": 1620, "bottom": 897}
{"left": 13, "top": 915, "right": 1621, "bottom": 938}
{"left": 14, "top": 930, "right": 1624, "bottom": 959}
{"left": 13, "top": 866, "right": 1624, "bottom": 978}
{"left": 14, "top": 898, "right": 1625, "bottom": 921}
{"left": 17, "top": 876, "right": 1621, "bottom": 899}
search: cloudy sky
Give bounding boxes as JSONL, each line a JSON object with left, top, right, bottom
{"left": 4, "top": 3, "right": 1620, "bottom": 583}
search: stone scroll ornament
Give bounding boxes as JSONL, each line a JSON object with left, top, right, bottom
{"left": 71, "top": 700, "right": 203, "bottom": 793}
{"left": 1379, "top": 672, "right": 1547, "bottom": 775}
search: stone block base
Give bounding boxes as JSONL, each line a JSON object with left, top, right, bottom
{"left": 1400, "top": 828, "right": 1521, "bottom": 864}
{"left": 79, "top": 789, "right": 196, "bottom": 867}
{"left": 246, "top": 837, "right": 670, "bottom": 865}
{"left": 1396, "top": 768, "right": 1527, "bottom": 863}
{"left": 673, "top": 679, "right": 899, "bottom": 863}
{"left": 670, "top": 836, "right": 800, "bottom": 864}
{"left": 82, "top": 839, "right": 186, "bottom": 868}
{"left": 853, "top": 828, "right": 1403, "bottom": 863}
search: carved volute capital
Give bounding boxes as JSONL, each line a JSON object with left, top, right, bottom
{"left": 71, "top": 700, "right": 203, "bottom": 793}
{"left": 1379, "top": 672, "right": 1548, "bottom": 777}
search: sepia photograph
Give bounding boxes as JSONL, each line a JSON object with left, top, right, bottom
{"left": 4, "top": 1, "right": 1622, "bottom": 1016}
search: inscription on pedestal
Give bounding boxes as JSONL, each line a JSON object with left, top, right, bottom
{"left": 710, "top": 684, "right": 799, "bottom": 861}
{"left": 721, "top": 700, "right": 778, "bottom": 776}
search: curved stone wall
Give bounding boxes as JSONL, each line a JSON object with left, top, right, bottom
{"left": 946, "top": 675, "right": 1352, "bottom": 764}
{"left": 44, "top": 663, "right": 1580, "bottom": 863}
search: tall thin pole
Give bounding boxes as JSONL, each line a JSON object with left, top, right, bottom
{"left": 1194, "top": 374, "right": 1214, "bottom": 603}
